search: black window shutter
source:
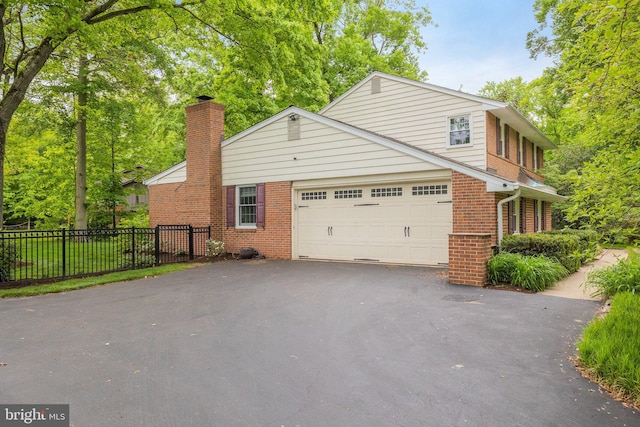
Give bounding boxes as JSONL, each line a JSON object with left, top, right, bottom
{"left": 520, "top": 198, "right": 526, "bottom": 234}
{"left": 523, "top": 137, "right": 528, "bottom": 167}
{"left": 256, "top": 183, "right": 265, "bottom": 229}
{"left": 516, "top": 132, "right": 521, "bottom": 165}
{"left": 541, "top": 202, "right": 547, "bottom": 230}
{"left": 534, "top": 200, "right": 539, "bottom": 232}
{"left": 226, "top": 186, "right": 235, "bottom": 228}
{"left": 504, "top": 124, "right": 510, "bottom": 159}
{"left": 496, "top": 117, "right": 502, "bottom": 156}
{"left": 508, "top": 200, "right": 515, "bottom": 234}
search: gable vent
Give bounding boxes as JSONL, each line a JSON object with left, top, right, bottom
{"left": 371, "top": 76, "right": 381, "bottom": 94}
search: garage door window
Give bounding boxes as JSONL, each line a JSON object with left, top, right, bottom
{"left": 371, "top": 187, "right": 402, "bottom": 197}
{"left": 334, "top": 189, "right": 362, "bottom": 199}
{"left": 301, "top": 191, "right": 327, "bottom": 200}
{"left": 412, "top": 184, "right": 448, "bottom": 195}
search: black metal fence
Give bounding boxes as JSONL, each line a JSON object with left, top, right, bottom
{"left": 0, "top": 225, "right": 211, "bottom": 286}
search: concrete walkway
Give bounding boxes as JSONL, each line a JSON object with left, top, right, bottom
{"left": 541, "top": 248, "right": 628, "bottom": 301}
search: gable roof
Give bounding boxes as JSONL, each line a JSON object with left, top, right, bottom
{"left": 320, "top": 71, "right": 557, "bottom": 150}
{"left": 223, "top": 105, "right": 565, "bottom": 202}
{"left": 143, "top": 160, "right": 186, "bottom": 186}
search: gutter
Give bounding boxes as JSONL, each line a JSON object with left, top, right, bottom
{"left": 497, "top": 188, "right": 521, "bottom": 249}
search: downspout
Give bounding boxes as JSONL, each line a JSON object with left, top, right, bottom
{"left": 497, "top": 188, "right": 521, "bottom": 249}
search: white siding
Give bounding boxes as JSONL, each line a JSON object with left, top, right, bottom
{"left": 222, "top": 116, "right": 445, "bottom": 186}
{"left": 155, "top": 166, "right": 186, "bottom": 184}
{"left": 322, "top": 77, "right": 487, "bottom": 168}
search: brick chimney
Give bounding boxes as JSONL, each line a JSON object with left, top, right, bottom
{"left": 183, "top": 98, "right": 225, "bottom": 237}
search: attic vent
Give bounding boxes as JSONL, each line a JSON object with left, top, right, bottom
{"left": 288, "top": 117, "right": 300, "bottom": 140}
{"left": 371, "top": 77, "right": 381, "bottom": 94}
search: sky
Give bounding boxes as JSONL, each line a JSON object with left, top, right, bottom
{"left": 416, "top": 0, "right": 555, "bottom": 94}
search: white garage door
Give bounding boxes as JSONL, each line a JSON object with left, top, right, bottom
{"left": 296, "top": 182, "right": 452, "bottom": 265}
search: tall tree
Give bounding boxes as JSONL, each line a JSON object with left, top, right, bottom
{"left": 0, "top": 0, "right": 280, "bottom": 227}
{"left": 528, "top": 0, "right": 640, "bottom": 240}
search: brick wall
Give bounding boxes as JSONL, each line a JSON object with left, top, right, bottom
{"left": 448, "top": 234, "right": 493, "bottom": 286}
{"left": 223, "top": 181, "right": 292, "bottom": 259}
{"left": 452, "top": 171, "right": 499, "bottom": 245}
{"left": 486, "top": 112, "right": 545, "bottom": 182}
{"left": 148, "top": 100, "right": 224, "bottom": 240}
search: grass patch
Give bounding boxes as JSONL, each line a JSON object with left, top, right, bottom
{"left": 0, "top": 263, "right": 194, "bottom": 298}
{"left": 487, "top": 252, "right": 569, "bottom": 292}
{"left": 585, "top": 249, "right": 640, "bottom": 299}
{"left": 577, "top": 292, "right": 640, "bottom": 409}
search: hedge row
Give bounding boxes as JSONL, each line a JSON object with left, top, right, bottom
{"left": 501, "top": 229, "right": 599, "bottom": 273}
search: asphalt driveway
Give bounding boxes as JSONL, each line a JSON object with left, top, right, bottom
{"left": 0, "top": 260, "right": 638, "bottom": 426}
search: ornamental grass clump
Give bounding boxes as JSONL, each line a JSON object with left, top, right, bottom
{"left": 577, "top": 292, "right": 640, "bottom": 408}
{"left": 487, "top": 252, "right": 569, "bottom": 292}
{"left": 585, "top": 250, "right": 640, "bottom": 299}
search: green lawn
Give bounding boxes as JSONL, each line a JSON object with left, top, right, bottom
{"left": 578, "top": 292, "right": 640, "bottom": 409}
{"left": 0, "top": 263, "right": 194, "bottom": 298}
{"left": 7, "top": 233, "right": 155, "bottom": 282}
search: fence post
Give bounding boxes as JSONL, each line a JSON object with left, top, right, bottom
{"left": 61, "top": 228, "right": 66, "bottom": 278}
{"left": 188, "top": 225, "right": 194, "bottom": 260}
{"left": 154, "top": 225, "right": 161, "bottom": 266}
{"left": 131, "top": 226, "right": 136, "bottom": 269}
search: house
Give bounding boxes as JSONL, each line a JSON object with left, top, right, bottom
{"left": 144, "top": 72, "right": 565, "bottom": 286}
{"left": 121, "top": 166, "right": 149, "bottom": 211}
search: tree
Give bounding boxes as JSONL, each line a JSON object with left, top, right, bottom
{"left": 527, "top": 0, "right": 640, "bottom": 240}
{"left": 0, "top": 0, "right": 283, "bottom": 228}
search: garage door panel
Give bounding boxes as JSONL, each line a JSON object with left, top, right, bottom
{"left": 296, "top": 182, "right": 452, "bottom": 265}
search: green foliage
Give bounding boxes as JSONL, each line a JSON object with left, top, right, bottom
{"left": 487, "top": 252, "right": 569, "bottom": 292}
{"left": 526, "top": 0, "right": 640, "bottom": 242}
{"left": 586, "top": 250, "right": 640, "bottom": 299}
{"left": 578, "top": 292, "right": 640, "bottom": 407}
{"left": 0, "top": 240, "right": 20, "bottom": 282}
{"left": 3, "top": 0, "right": 435, "bottom": 227}
{"left": 501, "top": 232, "right": 587, "bottom": 273}
{"left": 117, "top": 209, "right": 150, "bottom": 229}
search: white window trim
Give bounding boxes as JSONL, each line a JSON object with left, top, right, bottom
{"left": 446, "top": 114, "right": 473, "bottom": 148}
{"left": 533, "top": 144, "right": 538, "bottom": 171}
{"left": 236, "top": 184, "right": 257, "bottom": 229}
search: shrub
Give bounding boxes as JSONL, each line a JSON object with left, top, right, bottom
{"left": 206, "top": 239, "right": 225, "bottom": 257}
{"left": 585, "top": 250, "right": 640, "bottom": 299}
{"left": 502, "top": 232, "right": 584, "bottom": 273}
{"left": 487, "top": 252, "right": 569, "bottom": 292}
{"left": 545, "top": 229, "right": 599, "bottom": 263}
{"left": 0, "top": 240, "right": 20, "bottom": 282}
{"left": 578, "top": 292, "right": 640, "bottom": 407}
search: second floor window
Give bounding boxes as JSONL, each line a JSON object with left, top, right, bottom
{"left": 448, "top": 115, "right": 470, "bottom": 146}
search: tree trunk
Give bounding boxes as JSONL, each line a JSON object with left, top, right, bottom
{"left": 0, "top": 122, "right": 6, "bottom": 230}
{"left": 75, "top": 53, "right": 89, "bottom": 231}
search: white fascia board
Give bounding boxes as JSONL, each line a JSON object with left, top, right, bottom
{"left": 143, "top": 161, "right": 186, "bottom": 186}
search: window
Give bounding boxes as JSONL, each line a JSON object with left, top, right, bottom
{"left": 334, "top": 189, "right": 362, "bottom": 199}
{"left": 238, "top": 185, "right": 257, "bottom": 226}
{"left": 412, "top": 184, "right": 448, "bottom": 195}
{"left": 371, "top": 187, "right": 402, "bottom": 197}
{"left": 448, "top": 115, "right": 470, "bottom": 146}
{"left": 226, "top": 184, "right": 265, "bottom": 228}
{"left": 302, "top": 191, "right": 327, "bottom": 200}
